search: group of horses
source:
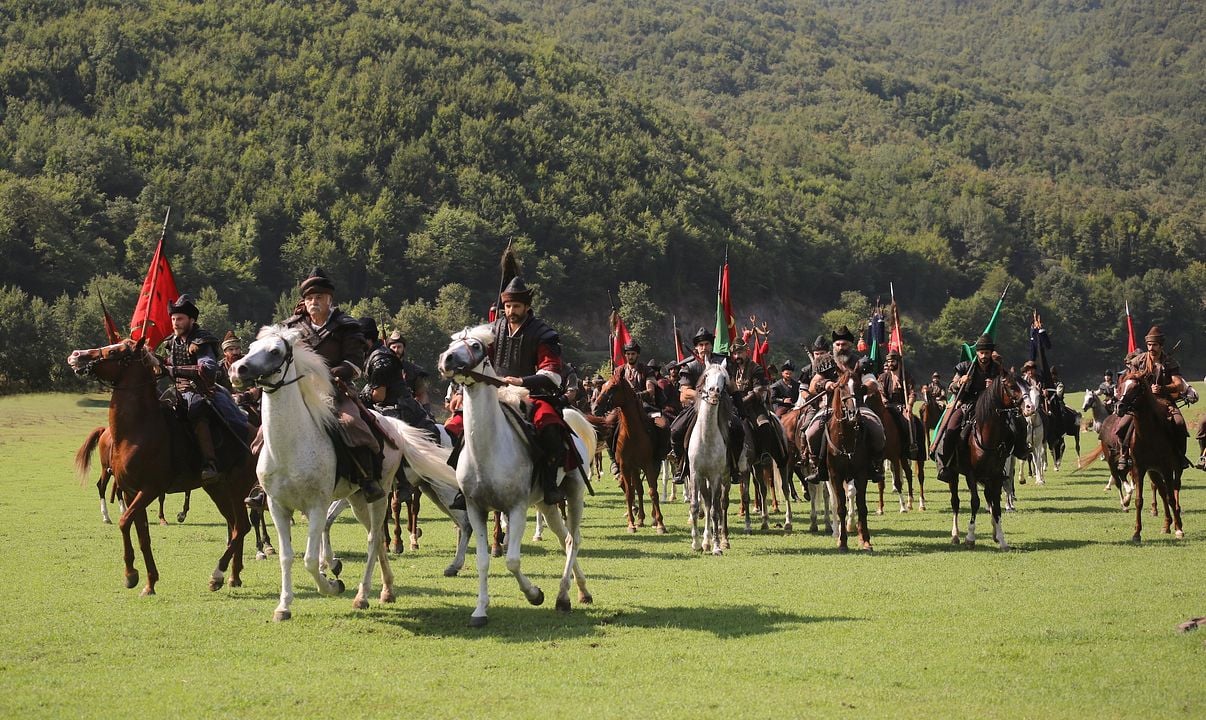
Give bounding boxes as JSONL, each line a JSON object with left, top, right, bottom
{"left": 68, "top": 331, "right": 1188, "bottom": 627}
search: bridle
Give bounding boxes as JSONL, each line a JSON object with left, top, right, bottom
{"left": 72, "top": 342, "right": 159, "bottom": 392}
{"left": 255, "top": 340, "right": 303, "bottom": 394}
{"left": 445, "top": 338, "right": 507, "bottom": 389}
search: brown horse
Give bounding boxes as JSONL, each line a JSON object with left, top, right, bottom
{"left": 593, "top": 371, "right": 668, "bottom": 533}
{"left": 83, "top": 426, "right": 191, "bottom": 525}
{"left": 865, "top": 391, "right": 914, "bottom": 515}
{"left": 1115, "top": 369, "right": 1185, "bottom": 541}
{"left": 825, "top": 372, "right": 873, "bottom": 552}
{"left": 69, "top": 339, "right": 255, "bottom": 595}
{"left": 947, "top": 374, "right": 1022, "bottom": 549}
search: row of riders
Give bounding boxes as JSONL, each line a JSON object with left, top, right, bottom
{"left": 127, "top": 266, "right": 1202, "bottom": 534}
{"left": 70, "top": 261, "right": 1194, "bottom": 617}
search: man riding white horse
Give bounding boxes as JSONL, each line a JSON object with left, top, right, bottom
{"left": 162, "top": 294, "right": 249, "bottom": 483}
{"left": 800, "top": 325, "right": 886, "bottom": 486}
{"left": 669, "top": 328, "right": 744, "bottom": 485}
{"left": 489, "top": 273, "right": 575, "bottom": 505}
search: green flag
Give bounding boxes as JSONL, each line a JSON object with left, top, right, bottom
{"left": 961, "top": 283, "right": 1010, "bottom": 362}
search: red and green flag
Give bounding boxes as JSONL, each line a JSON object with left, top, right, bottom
{"left": 713, "top": 260, "right": 736, "bottom": 354}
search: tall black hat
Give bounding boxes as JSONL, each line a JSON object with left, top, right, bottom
{"left": 168, "top": 294, "right": 199, "bottom": 320}
{"left": 623, "top": 340, "right": 641, "bottom": 353}
{"left": 974, "top": 334, "right": 995, "bottom": 351}
{"left": 299, "top": 267, "right": 335, "bottom": 297}
{"left": 781, "top": 360, "right": 795, "bottom": 371}
{"left": 692, "top": 327, "right": 715, "bottom": 344}
{"left": 831, "top": 325, "right": 856, "bottom": 343}
{"left": 811, "top": 335, "right": 829, "bottom": 352}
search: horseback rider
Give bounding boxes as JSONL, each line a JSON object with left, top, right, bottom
{"left": 793, "top": 335, "right": 831, "bottom": 409}
{"left": 878, "top": 350, "right": 915, "bottom": 455}
{"left": 658, "top": 364, "right": 683, "bottom": 418}
{"left": 1108, "top": 325, "right": 1190, "bottom": 471}
{"left": 925, "top": 372, "right": 946, "bottom": 407}
{"left": 800, "top": 325, "right": 886, "bottom": 485}
{"left": 1096, "top": 370, "right": 1117, "bottom": 411}
{"left": 669, "top": 328, "right": 745, "bottom": 485}
{"left": 618, "top": 341, "right": 659, "bottom": 407}
{"left": 363, "top": 330, "right": 441, "bottom": 441}
{"left": 490, "top": 274, "right": 575, "bottom": 506}
{"left": 769, "top": 361, "right": 800, "bottom": 417}
{"left": 280, "top": 268, "right": 385, "bottom": 503}
{"left": 162, "top": 294, "right": 249, "bottom": 483}
{"left": 444, "top": 382, "right": 465, "bottom": 444}
{"left": 730, "top": 340, "right": 770, "bottom": 427}
{"left": 933, "top": 334, "right": 1026, "bottom": 483}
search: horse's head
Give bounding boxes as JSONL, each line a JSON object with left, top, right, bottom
{"left": 832, "top": 372, "right": 858, "bottom": 421}
{"left": 1081, "top": 390, "right": 1096, "bottom": 412}
{"left": 231, "top": 327, "right": 291, "bottom": 390}
{"left": 698, "top": 363, "right": 729, "bottom": 407}
{"left": 592, "top": 370, "right": 631, "bottom": 415}
{"left": 439, "top": 324, "right": 494, "bottom": 385}
{"left": 1115, "top": 370, "right": 1151, "bottom": 416}
{"left": 67, "top": 338, "right": 159, "bottom": 385}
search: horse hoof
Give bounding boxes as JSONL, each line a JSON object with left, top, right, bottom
{"left": 862, "top": 543, "right": 873, "bottom": 552}
{"left": 352, "top": 597, "right": 369, "bottom": 610}
{"left": 656, "top": 524, "right": 667, "bottom": 535}
{"left": 627, "top": 525, "right": 637, "bottom": 534}
{"left": 333, "top": 578, "right": 346, "bottom": 594}
{"left": 966, "top": 541, "right": 976, "bottom": 549}
{"left": 808, "top": 524, "right": 818, "bottom": 533}
{"left": 783, "top": 523, "right": 792, "bottom": 534}
{"left": 159, "top": 519, "right": 169, "bottom": 527}
{"left": 722, "top": 539, "right": 731, "bottom": 549}
{"left": 555, "top": 596, "right": 572, "bottom": 613}
{"left": 875, "top": 508, "right": 884, "bottom": 516}
{"left": 1162, "top": 527, "right": 1171, "bottom": 535}
{"left": 176, "top": 512, "right": 187, "bottom": 524}
{"left": 468, "top": 615, "right": 488, "bottom": 628}
{"left": 208, "top": 578, "right": 223, "bottom": 592}
{"left": 1175, "top": 530, "right": 1184, "bottom": 540}
{"left": 330, "top": 559, "right": 343, "bottom": 577}
{"left": 140, "top": 587, "right": 155, "bottom": 597}
{"left": 491, "top": 546, "right": 503, "bottom": 558}
{"left": 950, "top": 536, "right": 961, "bottom": 545}
{"left": 264, "top": 546, "right": 276, "bottom": 556}
{"left": 837, "top": 545, "right": 848, "bottom": 554}
{"left": 760, "top": 522, "right": 770, "bottom": 532}
{"left": 579, "top": 591, "right": 593, "bottom": 604}
{"left": 391, "top": 542, "right": 404, "bottom": 555}
{"left": 274, "top": 609, "right": 292, "bottom": 622}
{"left": 410, "top": 542, "right": 419, "bottom": 551}
{"left": 443, "top": 566, "right": 460, "bottom": 577}
{"left": 229, "top": 577, "right": 242, "bottom": 588}
{"left": 1131, "top": 534, "right": 1142, "bottom": 544}
{"left": 125, "top": 572, "right": 139, "bottom": 589}
{"left": 528, "top": 588, "right": 545, "bottom": 606}
{"left": 380, "top": 590, "right": 395, "bottom": 604}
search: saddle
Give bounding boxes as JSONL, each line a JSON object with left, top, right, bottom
{"left": 162, "top": 406, "right": 249, "bottom": 493}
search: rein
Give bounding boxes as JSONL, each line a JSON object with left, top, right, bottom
{"left": 257, "top": 342, "right": 304, "bottom": 394}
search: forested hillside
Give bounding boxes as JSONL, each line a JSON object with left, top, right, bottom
{"left": 1, "top": 0, "right": 1202, "bottom": 392}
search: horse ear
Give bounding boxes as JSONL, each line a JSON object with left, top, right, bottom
{"left": 720, "top": 359, "right": 728, "bottom": 374}
{"left": 134, "top": 336, "right": 146, "bottom": 351}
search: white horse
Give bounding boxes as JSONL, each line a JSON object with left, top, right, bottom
{"left": 1081, "top": 390, "right": 1110, "bottom": 432}
{"left": 231, "top": 325, "right": 455, "bottom": 620}
{"left": 437, "top": 325, "right": 596, "bottom": 628}
{"left": 688, "top": 363, "right": 737, "bottom": 554}
{"left": 1020, "top": 382, "right": 1047, "bottom": 486}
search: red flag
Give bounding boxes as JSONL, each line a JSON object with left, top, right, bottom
{"left": 673, "top": 316, "right": 686, "bottom": 363}
{"left": 756, "top": 337, "right": 770, "bottom": 371}
{"left": 714, "top": 262, "right": 736, "bottom": 354}
{"left": 95, "top": 286, "right": 122, "bottom": 343}
{"left": 888, "top": 302, "right": 903, "bottom": 354}
{"left": 129, "top": 235, "right": 179, "bottom": 349}
{"left": 1125, "top": 300, "right": 1137, "bottom": 354}
{"left": 610, "top": 310, "right": 633, "bottom": 367}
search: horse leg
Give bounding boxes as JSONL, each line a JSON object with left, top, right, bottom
{"left": 445, "top": 510, "right": 471, "bottom": 577}
{"left": 915, "top": 459, "right": 926, "bottom": 511}
{"left": 465, "top": 503, "right": 492, "bottom": 627}
{"left": 856, "top": 477, "right": 873, "bottom": 552}
{"left": 738, "top": 470, "right": 750, "bottom": 520}
{"left": 131, "top": 500, "right": 159, "bottom": 596}
{"left": 989, "top": 476, "right": 1008, "bottom": 551}
{"left": 503, "top": 505, "right": 543, "bottom": 606}
{"left": 321, "top": 498, "right": 348, "bottom": 577}
{"left": 830, "top": 477, "right": 848, "bottom": 551}
{"left": 202, "top": 483, "right": 250, "bottom": 590}
{"left": 778, "top": 462, "right": 794, "bottom": 533}
{"left": 635, "top": 472, "right": 647, "bottom": 528}
{"left": 157, "top": 494, "right": 168, "bottom": 526}
{"left": 116, "top": 489, "right": 152, "bottom": 592}
{"left": 390, "top": 487, "right": 405, "bottom": 554}
{"left": 949, "top": 478, "right": 962, "bottom": 545}
{"left": 177, "top": 489, "right": 191, "bottom": 524}
{"left": 875, "top": 476, "right": 885, "bottom": 515}
{"left": 807, "top": 481, "right": 820, "bottom": 533}
{"left": 251, "top": 509, "right": 267, "bottom": 559}
{"left": 541, "top": 479, "right": 589, "bottom": 611}
{"left": 846, "top": 480, "right": 856, "bottom": 533}
{"left": 304, "top": 506, "right": 345, "bottom": 599}
{"left": 965, "top": 474, "right": 980, "bottom": 547}
{"left": 348, "top": 495, "right": 391, "bottom": 607}
{"left": 260, "top": 511, "right": 275, "bottom": 556}
{"left": 1132, "top": 469, "right": 1145, "bottom": 543}
{"left": 688, "top": 473, "right": 701, "bottom": 552}
{"left": 894, "top": 460, "right": 907, "bottom": 513}
{"left": 711, "top": 483, "right": 726, "bottom": 556}
{"left": 645, "top": 465, "right": 666, "bottom": 534}
{"left": 491, "top": 511, "right": 504, "bottom": 558}
{"left": 1033, "top": 442, "right": 1046, "bottom": 486}
{"left": 409, "top": 485, "right": 422, "bottom": 550}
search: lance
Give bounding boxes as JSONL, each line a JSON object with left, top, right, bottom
{"left": 890, "top": 282, "right": 915, "bottom": 452}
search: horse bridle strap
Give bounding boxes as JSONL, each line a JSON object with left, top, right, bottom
{"left": 258, "top": 343, "right": 304, "bottom": 394}
{"left": 459, "top": 368, "right": 508, "bottom": 388}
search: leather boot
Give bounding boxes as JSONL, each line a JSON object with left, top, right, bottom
{"left": 540, "top": 461, "right": 564, "bottom": 505}
{"left": 536, "top": 425, "right": 565, "bottom": 505}
{"left": 193, "top": 420, "right": 219, "bottom": 483}
{"left": 869, "top": 451, "right": 885, "bottom": 484}
{"left": 673, "top": 455, "right": 689, "bottom": 485}
{"left": 360, "top": 475, "right": 386, "bottom": 503}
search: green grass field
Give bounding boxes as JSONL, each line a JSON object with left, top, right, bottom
{"left": 0, "top": 391, "right": 1203, "bottom": 718}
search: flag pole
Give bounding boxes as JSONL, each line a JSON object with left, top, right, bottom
{"left": 137, "top": 207, "right": 171, "bottom": 345}
{"left": 890, "top": 282, "right": 914, "bottom": 452}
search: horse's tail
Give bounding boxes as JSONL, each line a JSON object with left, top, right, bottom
{"left": 75, "top": 426, "right": 105, "bottom": 486}
{"left": 1073, "top": 442, "right": 1105, "bottom": 473}
{"left": 380, "top": 417, "right": 459, "bottom": 491}
{"left": 564, "top": 408, "right": 597, "bottom": 466}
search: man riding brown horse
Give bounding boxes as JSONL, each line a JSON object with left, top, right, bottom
{"left": 800, "top": 325, "right": 886, "bottom": 487}
{"left": 1107, "top": 325, "right": 1191, "bottom": 471}
{"left": 769, "top": 360, "right": 800, "bottom": 417}
{"left": 162, "top": 294, "right": 249, "bottom": 483}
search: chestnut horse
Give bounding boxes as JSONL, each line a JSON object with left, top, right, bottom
{"left": 593, "top": 370, "right": 668, "bottom": 533}
{"left": 825, "top": 372, "right": 873, "bottom": 552}
{"left": 947, "top": 374, "right": 1022, "bottom": 549}
{"left": 69, "top": 339, "right": 255, "bottom": 595}
{"left": 83, "top": 426, "right": 191, "bottom": 525}
{"left": 1115, "top": 369, "right": 1185, "bottom": 541}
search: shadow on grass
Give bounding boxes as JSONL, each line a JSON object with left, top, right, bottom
{"left": 76, "top": 397, "right": 110, "bottom": 408}
{"left": 371, "top": 601, "right": 857, "bottom": 640}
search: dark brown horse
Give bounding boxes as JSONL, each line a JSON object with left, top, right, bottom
{"left": 948, "top": 374, "right": 1022, "bottom": 549}
{"left": 593, "top": 370, "right": 668, "bottom": 533}
{"left": 1115, "top": 368, "right": 1185, "bottom": 541}
{"left": 865, "top": 391, "right": 914, "bottom": 515}
{"left": 69, "top": 339, "right": 255, "bottom": 595}
{"left": 825, "top": 372, "right": 872, "bottom": 552}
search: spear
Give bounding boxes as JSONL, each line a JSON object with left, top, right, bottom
{"left": 890, "top": 282, "right": 914, "bottom": 452}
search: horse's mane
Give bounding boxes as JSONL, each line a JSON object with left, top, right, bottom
{"left": 973, "top": 375, "right": 1010, "bottom": 427}
{"left": 452, "top": 323, "right": 495, "bottom": 347}
{"left": 256, "top": 324, "right": 337, "bottom": 432}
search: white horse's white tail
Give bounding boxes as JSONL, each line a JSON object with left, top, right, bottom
{"left": 378, "top": 416, "right": 459, "bottom": 491}
{"left": 564, "top": 408, "right": 597, "bottom": 469}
